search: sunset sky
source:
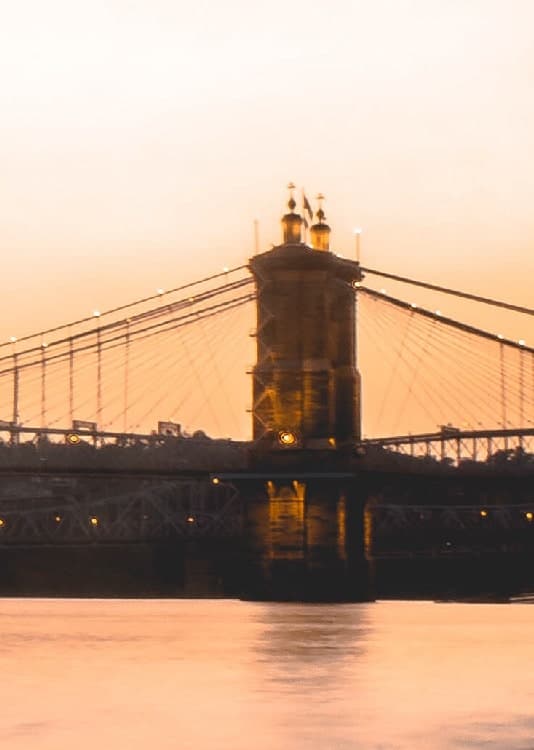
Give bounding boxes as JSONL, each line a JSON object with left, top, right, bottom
{"left": 1, "top": 0, "right": 533, "bottom": 437}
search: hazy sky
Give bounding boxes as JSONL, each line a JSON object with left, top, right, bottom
{"left": 1, "top": 0, "right": 533, "bottom": 436}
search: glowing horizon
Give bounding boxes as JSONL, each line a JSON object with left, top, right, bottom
{"left": 1, "top": 0, "right": 533, "bottom": 437}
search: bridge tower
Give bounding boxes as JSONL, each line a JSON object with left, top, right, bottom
{"left": 250, "top": 189, "right": 362, "bottom": 447}
{"left": 239, "top": 187, "right": 372, "bottom": 601}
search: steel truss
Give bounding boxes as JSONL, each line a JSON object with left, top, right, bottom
{"left": 363, "top": 428, "right": 534, "bottom": 466}
{"left": 0, "top": 479, "right": 241, "bottom": 545}
{"left": 370, "top": 502, "right": 534, "bottom": 558}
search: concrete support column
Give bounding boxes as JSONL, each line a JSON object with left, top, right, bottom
{"left": 239, "top": 472, "right": 373, "bottom": 601}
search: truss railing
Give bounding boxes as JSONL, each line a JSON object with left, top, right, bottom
{"left": 370, "top": 502, "right": 534, "bottom": 558}
{"left": 0, "top": 478, "right": 242, "bottom": 544}
{"left": 362, "top": 427, "right": 534, "bottom": 464}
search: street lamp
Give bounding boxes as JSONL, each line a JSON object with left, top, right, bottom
{"left": 353, "top": 228, "right": 362, "bottom": 262}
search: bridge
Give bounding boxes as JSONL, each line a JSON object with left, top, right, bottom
{"left": 0, "top": 189, "right": 532, "bottom": 599}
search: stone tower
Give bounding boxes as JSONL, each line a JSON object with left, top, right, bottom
{"left": 249, "top": 187, "right": 362, "bottom": 448}
{"left": 239, "top": 187, "right": 371, "bottom": 602}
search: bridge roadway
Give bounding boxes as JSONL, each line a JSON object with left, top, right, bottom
{"left": 0, "top": 424, "right": 532, "bottom": 474}
{"left": 0, "top": 427, "right": 531, "bottom": 551}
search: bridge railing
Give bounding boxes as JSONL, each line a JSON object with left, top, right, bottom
{"left": 362, "top": 428, "right": 534, "bottom": 467}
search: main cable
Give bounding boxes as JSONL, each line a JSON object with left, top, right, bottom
{"left": 358, "top": 287, "right": 534, "bottom": 354}
{"left": 359, "top": 265, "right": 534, "bottom": 316}
{"left": 1, "top": 265, "right": 250, "bottom": 350}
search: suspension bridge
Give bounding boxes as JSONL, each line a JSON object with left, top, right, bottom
{"left": 0, "top": 193, "right": 533, "bottom": 599}
{"left": 1, "top": 265, "right": 532, "bottom": 456}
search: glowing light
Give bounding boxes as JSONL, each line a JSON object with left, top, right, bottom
{"left": 156, "top": 288, "right": 164, "bottom": 295}
{"left": 186, "top": 515, "right": 195, "bottom": 524}
{"left": 525, "top": 512, "right": 533, "bottom": 522}
{"left": 480, "top": 509, "right": 488, "bottom": 518}
{"left": 55, "top": 515, "right": 61, "bottom": 523}
{"left": 497, "top": 334, "right": 504, "bottom": 340}
{"left": 66, "top": 433, "right": 81, "bottom": 445}
{"left": 353, "top": 281, "right": 361, "bottom": 289}
{"left": 328, "top": 437, "right": 336, "bottom": 447}
{"left": 211, "top": 477, "right": 220, "bottom": 485}
{"left": 41, "top": 342, "right": 48, "bottom": 349}
{"left": 222, "top": 266, "right": 229, "bottom": 273}
{"left": 9, "top": 336, "right": 17, "bottom": 343}
{"left": 93, "top": 310, "right": 101, "bottom": 318}
{"left": 518, "top": 339, "right": 526, "bottom": 346}
{"left": 90, "top": 516, "right": 99, "bottom": 526}
{"left": 278, "top": 430, "right": 297, "bottom": 446}
{"left": 435, "top": 309, "right": 442, "bottom": 316}
{"left": 410, "top": 303, "right": 417, "bottom": 309}
{"left": 0, "top": 518, "right": 5, "bottom": 527}
{"left": 353, "top": 227, "right": 362, "bottom": 235}
{"left": 379, "top": 288, "right": 387, "bottom": 294}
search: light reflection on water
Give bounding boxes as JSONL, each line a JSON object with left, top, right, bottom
{"left": 0, "top": 598, "right": 533, "bottom": 749}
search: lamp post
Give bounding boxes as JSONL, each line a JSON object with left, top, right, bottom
{"left": 353, "top": 227, "right": 362, "bottom": 262}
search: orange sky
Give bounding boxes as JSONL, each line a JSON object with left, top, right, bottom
{"left": 1, "top": 0, "right": 533, "bottom": 438}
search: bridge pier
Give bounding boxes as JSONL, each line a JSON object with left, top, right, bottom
{"left": 237, "top": 469, "right": 372, "bottom": 601}
{"left": 238, "top": 189, "right": 373, "bottom": 600}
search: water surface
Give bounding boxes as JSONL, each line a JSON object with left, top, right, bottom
{"left": 1, "top": 599, "right": 533, "bottom": 749}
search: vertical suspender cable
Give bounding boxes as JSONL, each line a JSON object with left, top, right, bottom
{"left": 12, "top": 351, "right": 19, "bottom": 445}
{"left": 40, "top": 345, "right": 47, "bottom": 428}
{"left": 69, "top": 336, "right": 74, "bottom": 425}
{"left": 519, "top": 349, "right": 526, "bottom": 449}
{"left": 123, "top": 321, "right": 130, "bottom": 434}
{"left": 96, "top": 327, "right": 102, "bottom": 429}
{"left": 499, "top": 343, "right": 507, "bottom": 450}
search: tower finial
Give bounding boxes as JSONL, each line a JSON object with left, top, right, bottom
{"left": 310, "top": 192, "right": 331, "bottom": 251}
{"left": 316, "top": 193, "right": 326, "bottom": 223}
{"left": 287, "top": 182, "right": 296, "bottom": 211}
{"left": 281, "top": 183, "right": 302, "bottom": 243}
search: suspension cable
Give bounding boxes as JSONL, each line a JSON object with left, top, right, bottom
{"left": 0, "top": 293, "right": 255, "bottom": 376}
{"left": 0, "top": 264, "right": 249, "bottom": 349}
{"left": 0, "top": 277, "right": 253, "bottom": 364}
{"left": 359, "top": 265, "right": 534, "bottom": 316}
{"left": 358, "top": 287, "right": 534, "bottom": 354}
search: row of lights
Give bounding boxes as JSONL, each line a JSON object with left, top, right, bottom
{"left": 421, "top": 510, "right": 533, "bottom": 522}
{"left": 418, "top": 510, "right": 534, "bottom": 522}
{"left": 351, "top": 290, "right": 528, "bottom": 346}
{"left": 0, "top": 516, "right": 99, "bottom": 528}
{"left": 11, "top": 329, "right": 526, "bottom": 346}
{"left": 1, "top": 508, "right": 530, "bottom": 528}
{"left": 6, "top": 257, "right": 529, "bottom": 348}
{"left": 0, "top": 514, "right": 203, "bottom": 528}
{"left": 479, "top": 509, "right": 533, "bottom": 521}
{"left": 419, "top": 508, "right": 534, "bottom": 523}
{"left": 7, "top": 271, "right": 238, "bottom": 345}
{"left": 9, "top": 327, "right": 528, "bottom": 349}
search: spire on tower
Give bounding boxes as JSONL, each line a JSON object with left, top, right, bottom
{"left": 287, "top": 181, "right": 296, "bottom": 210}
{"left": 281, "top": 182, "right": 303, "bottom": 244}
{"left": 310, "top": 192, "right": 331, "bottom": 252}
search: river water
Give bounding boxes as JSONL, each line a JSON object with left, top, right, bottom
{"left": 1, "top": 598, "right": 533, "bottom": 749}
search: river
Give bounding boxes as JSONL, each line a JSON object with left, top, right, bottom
{"left": 1, "top": 598, "right": 533, "bottom": 749}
